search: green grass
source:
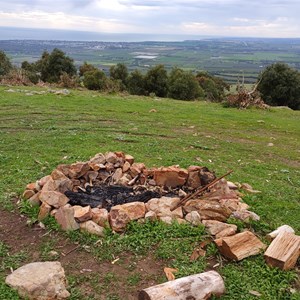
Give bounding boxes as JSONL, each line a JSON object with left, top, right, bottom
{"left": 0, "top": 86, "right": 299, "bottom": 299}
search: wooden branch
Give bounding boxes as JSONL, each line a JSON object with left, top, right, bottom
{"left": 138, "top": 270, "right": 225, "bottom": 300}
{"left": 171, "top": 170, "right": 233, "bottom": 211}
{"left": 247, "top": 79, "right": 262, "bottom": 96}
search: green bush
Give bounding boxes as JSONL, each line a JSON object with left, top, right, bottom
{"left": 258, "top": 63, "right": 300, "bottom": 110}
{"left": 0, "top": 50, "right": 12, "bottom": 76}
{"left": 127, "top": 69, "right": 146, "bottom": 95}
{"left": 168, "top": 67, "right": 204, "bottom": 100}
{"left": 144, "top": 64, "right": 168, "bottom": 97}
{"left": 83, "top": 69, "right": 107, "bottom": 90}
{"left": 110, "top": 63, "right": 128, "bottom": 91}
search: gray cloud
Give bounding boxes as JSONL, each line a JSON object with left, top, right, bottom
{"left": 0, "top": 0, "right": 299, "bottom": 37}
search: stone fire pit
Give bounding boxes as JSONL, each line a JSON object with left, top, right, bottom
{"left": 22, "top": 151, "right": 255, "bottom": 236}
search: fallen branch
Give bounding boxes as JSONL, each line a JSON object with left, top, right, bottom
{"left": 171, "top": 170, "right": 233, "bottom": 211}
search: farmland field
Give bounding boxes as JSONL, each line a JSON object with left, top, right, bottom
{"left": 1, "top": 37, "right": 300, "bottom": 83}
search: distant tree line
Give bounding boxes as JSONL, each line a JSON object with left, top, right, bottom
{"left": 1, "top": 48, "right": 299, "bottom": 109}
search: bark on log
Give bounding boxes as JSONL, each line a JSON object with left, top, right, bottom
{"left": 215, "top": 231, "right": 266, "bottom": 261}
{"left": 264, "top": 232, "right": 300, "bottom": 270}
{"left": 138, "top": 270, "right": 225, "bottom": 300}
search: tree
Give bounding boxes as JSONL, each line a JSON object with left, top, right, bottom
{"left": 110, "top": 63, "right": 128, "bottom": 90}
{"left": 257, "top": 63, "right": 300, "bottom": 110}
{"left": 168, "top": 67, "right": 203, "bottom": 100}
{"left": 196, "top": 72, "right": 229, "bottom": 102}
{"left": 127, "top": 69, "right": 146, "bottom": 95}
{"left": 0, "top": 50, "right": 12, "bottom": 76}
{"left": 83, "top": 69, "right": 107, "bottom": 90}
{"left": 144, "top": 64, "right": 168, "bottom": 97}
{"left": 35, "top": 48, "right": 76, "bottom": 83}
{"left": 21, "top": 60, "right": 39, "bottom": 84}
{"left": 79, "top": 62, "right": 97, "bottom": 77}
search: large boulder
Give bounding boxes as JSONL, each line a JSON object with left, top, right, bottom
{"left": 5, "top": 261, "right": 70, "bottom": 300}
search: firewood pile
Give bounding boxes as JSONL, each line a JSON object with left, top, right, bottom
{"left": 22, "top": 151, "right": 300, "bottom": 287}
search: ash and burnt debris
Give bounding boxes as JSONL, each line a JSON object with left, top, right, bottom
{"left": 65, "top": 184, "right": 166, "bottom": 211}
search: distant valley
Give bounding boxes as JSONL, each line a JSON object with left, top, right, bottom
{"left": 1, "top": 37, "right": 300, "bottom": 84}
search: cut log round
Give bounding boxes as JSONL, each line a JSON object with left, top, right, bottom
{"left": 264, "top": 232, "right": 300, "bottom": 270}
{"left": 215, "top": 231, "right": 266, "bottom": 261}
{"left": 138, "top": 270, "right": 225, "bottom": 300}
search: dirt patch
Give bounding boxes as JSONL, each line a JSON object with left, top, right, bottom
{"left": 0, "top": 208, "right": 163, "bottom": 299}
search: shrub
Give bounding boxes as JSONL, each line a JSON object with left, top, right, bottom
{"left": 0, "top": 50, "right": 12, "bottom": 76}
{"left": 83, "top": 69, "right": 107, "bottom": 90}
{"left": 144, "top": 65, "right": 168, "bottom": 97}
{"left": 127, "top": 69, "right": 146, "bottom": 95}
{"left": 35, "top": 48, "right": 76, "bottom": 83}
{"left": 110, "top": 63, "right": 128, "bottom": 90}
{"left": 257, "top": 63, "right": 300, "bottom": 110}
{"left": 79, "top": 62, "right": 97, "bottom": 77}
{"left": 196, "top": 72, "right": 229, "bottom": 102}
{"left": 168, "top": 67, "right": 204, "bottom": 100}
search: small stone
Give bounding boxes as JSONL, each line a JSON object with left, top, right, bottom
{"left": 202, "top": 220, "right": 237, "bottom": 237}
{"left": 227, "top": 181, "right": 238, "bottom": 190}
{"left": 185, "top": 211, "right": 202, "bottom": 226}
{"left": 187, "top": 166, "right": 202, "bottom": 189}
{"left": 146, "top": 197, "right": 182, "bottom": 218}
{"left": 215, "top": 227, "right": 237, "bottom": 239}
{"left": 38, "top": 202, "right": 52, "bottom": 221}
{"left": 37, "top": 175, "right": 52, "bottom": 188}
{"left": 80, "top": 221, "right": 105, "bottom": 237}
{"left": 178, "top": 189, "right": 187, "bottom": 198}
{"left": 105, "top": 152, "right": 118, "bottom": 164}
{"left": 22, "top": 190, "right": 36, "bottom": 200}
{"left": 125, "top": 154, "right": 134, "bottom": 165}
{"left": 232, "top": 210, "right": 260, "bottom": 222}
{"left": 91, "top": 208, "right": 109, "bottom": 227}
{"left": 26, "top": 182, "right": 37, "bottom": 191}
{"left": 109, "top": 209, "right": 130, "bottom": 232}
{"left": 122, "top": 161, "right": 131, "bottom": 172}
{"left": 112, "top": 168, "right": 123, "bottom": 183}
{"left": 73, "top": 205, "right": 92, "bottom": 222}
{"left": 28, "top": 192, "right": 41, "bottom": 206}
{"left": 145, "top": 211, "right": 157, "bottom": 221}
{"left": 40, "top": 191, "right": 69, "bottom": 208}
{"left": 153, "top": 166, "right": 188, "bottom": 188}
{"left": 55, "top": 205, "right": 79, "bottom": 231}
{"left": 5, "top": 261, "right": 70, "bottom": 300}
{"left": 159, "top": 216, "right": 173, "bottom": 225}
{"left": 89, "top": 153, "right": 106, "bottom": 165}
{"left": 184, "top": 199, "right": 232, "bottom": 222}
{"left": 130, "top": 163, "right": 145, "bottom": 177}
{"left": 70, "top": 162, "right": 90, "bottom": 178}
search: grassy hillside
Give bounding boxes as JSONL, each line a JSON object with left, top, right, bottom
{"left": 0, "top": 86, "right": 299, "bottom": 299}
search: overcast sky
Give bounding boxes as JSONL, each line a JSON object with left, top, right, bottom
{"left": 0, "top": 0, "right": 299, "bottom": 38}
